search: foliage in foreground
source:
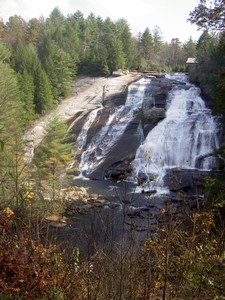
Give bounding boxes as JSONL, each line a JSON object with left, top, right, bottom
{"left": 0, "top": 200, "right": 224, "bottom": 300}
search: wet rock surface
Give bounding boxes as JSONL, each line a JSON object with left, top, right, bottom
{"left": 69, "top": 74, "right": 174, "bottom": 180}
{"left": 143, "top": 76, "right": 173, "bottom": 108}
{"left": 141, "top": 107, "right": 166, "bottom": 137}
{"left": 63, "top": 186, "right": 121, "bottom": 216}
{"left": 163, "top": 168, "right": 210, "bottom": 194}
{"left": 61, "top": 178, "right": 205, "bottom": 232}
{"left": 52, "top": 175, "right": 207, "bottom": 256}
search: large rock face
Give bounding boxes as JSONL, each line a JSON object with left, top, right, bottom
{"left": 69, "top": 74, "right": 174, "bottom": 180}
{"left": 90, "top": 120, "right": 143, "bottom": 180}
{"left": 24, "top": 73, "right": 140, "bottom": 163}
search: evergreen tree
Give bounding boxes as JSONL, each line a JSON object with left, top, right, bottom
{"left": 17, "top": 70, "right": 36, "bottom": 122}
{"left": 33, "top": 64, "right": 54, "bottom": 114}
{"left": 64, "top": 14, "right": 81, "bottom": 69}
{"left": 115, "top": 19, "right": 138, "bottom": 69}
{"left": 4, "top": 15, "right": 27, "bottom": 46}
{"left": 169, "top": 38, "right": 185, "bottom": 66}
{"left": 45, "top": 7, "right": 66, "bottom": 47}
{"left": 189, "top": 0, "right": 225, "bottom": 31}
{"left": 0, "top": 40, "right": 11, "bottom": 62}
{"left": 108, "top": 36, "right": 125, "bottom": 72}
{"left": 12, "top": 40, "right": 53, "bottom": 116}
{"left": 0, "top": 59, "right": 26, "bottom": 212}
{"left": 41, "top": 38, "right": 74, "bottom": 101}
{"left": 12, "top": 40, "right": 31, "bottom": 72}
{"left": 66, "top": 10, "right": 85, "bottom": 63}
{"left": 195, "top": 30, "right": 218, "bottom": 97}
{"left": 33, "top": 115, "right": 73, "bottom": 200}
{"left": 183, "top": 36, "right": 197, "bottom": 60}
{"left": 141, "top": 28, "right": 153, "bottom": 61}
{"left": 101, "top": 18, "right": 125, "bottom": 73}
{"left": 152, "top": 26, "right": 164, "bottom": 56}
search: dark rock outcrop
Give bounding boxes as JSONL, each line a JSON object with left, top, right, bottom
{"left": 143, "top": 77, "right": 173, "bottom": 109}
{"left": 89, "top": 120, "right": 143, "bottom": 180}
{"left": 163, "top": 168, "right": 210, "bottom": 194}
{"left": 142, "top": 107, "right": 166, "bottom": 137}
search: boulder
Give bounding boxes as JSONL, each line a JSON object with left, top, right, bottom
{"left": 143, "top": 77, "right": 173, "bottom": 109}
{"left": 142, "top": 107, "right": 166, "bottom": 137}
{"left": 163, "top": 168, "right": 210, "bottom": 194}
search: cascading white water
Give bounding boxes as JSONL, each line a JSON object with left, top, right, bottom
{"left": 132, "top": 73, "right": 219, "bottom": 192}
{"left": 79, "top": 77, "right": 151, "bottom": 176}
{"left": 76, "top": 107, "right": 102, "bottom": 150}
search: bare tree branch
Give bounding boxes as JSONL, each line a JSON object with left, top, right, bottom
{"left": 188, "top": 0, "right": 225, "bottom": 31}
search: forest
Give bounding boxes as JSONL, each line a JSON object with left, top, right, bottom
{"left": 0, "top": 0, "right": 225, "bottom": 299}
{"left": 0, "top": 7, "right": 197, "bottom": 118}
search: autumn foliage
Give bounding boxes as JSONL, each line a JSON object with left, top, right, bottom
{"left": 0, "top": 203, "right": 224, "bottom": 300}
{"left": 0, "top": 207, "right": 65, "bottom": 299}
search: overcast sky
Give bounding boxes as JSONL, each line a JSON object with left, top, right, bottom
{"left": 0, "top": 0, "right": 202, "bottom": 43}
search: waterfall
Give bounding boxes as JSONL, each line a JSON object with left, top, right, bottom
{"left": 76, "top": 107, "right": 102, "bottom": 150}
{"left": 78, "top": 77, "right": 151, "bottom": 177}
{"left": 132, "top": 73, "right": 220, "bottom": 192}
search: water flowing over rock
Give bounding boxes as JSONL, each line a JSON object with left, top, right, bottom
{"left": 71, "top": 75, "right": 171, "bottom": 179}
{"left": 132, "top": 73, "right": 220, "bottom": 194}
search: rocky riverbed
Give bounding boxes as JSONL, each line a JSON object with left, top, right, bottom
{"left": 45, "top": 175, "right": 206, "bottom": 257}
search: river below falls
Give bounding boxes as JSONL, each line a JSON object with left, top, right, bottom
{"left": 55, "top": 177, "right": 189, "bottom": 257}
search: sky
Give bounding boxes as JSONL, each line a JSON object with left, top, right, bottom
{"left": 0, "top": 0, "right": 202, "bottom": 43}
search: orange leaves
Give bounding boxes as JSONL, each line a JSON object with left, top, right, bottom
{"left": 0, "top": 207, "right": 14, "bottom": 233}
{"left": 0, "top": 207, "right": 65, "bottom": 298}
{"left": 3, "top": 207, "right": 14, "bottom": 218}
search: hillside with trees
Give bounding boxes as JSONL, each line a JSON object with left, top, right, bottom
{"left": 0, "top": 2, "right": 225, "bottom": 299}
{"left": 0, "top": 7, "right": 195, "bottom": 119}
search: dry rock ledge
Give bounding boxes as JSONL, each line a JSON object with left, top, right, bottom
{"left": 24, "top": 72, "right": 141, "bottom": 162}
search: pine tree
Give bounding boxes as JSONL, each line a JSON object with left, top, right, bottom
{"left": 115, "top": 18, "right": 138, "bottom": 70}
{"left": 152, "top": 26, "right": 164, "bottom": 59}
{"left": 41, "top": 38, "right": 74, "bottom": 101}
{"left": 17, "top": 70, "right": 36, "bottom": 123}
{"left": 188, "top": 0, "right": 225, "bottom": 31}
{"left": 33, "top": 64, "right": 54, "bottom": 114}
{"left": 0, "top": 60, "right": 26, "bottom": 212}
{"left": 195, "top": 30, "right": 218, "bottom": 97}
{"left": 141, "top": 28, "right": 154, "bottom": 61}
{"left": 4, "top": 15, "right": 27, "bottom": 46}
{"left": 183, "top": 36, "right": 197, "bottom": 58}
{"left": 33, "top": 115, "right": 73, "bottom": 200}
